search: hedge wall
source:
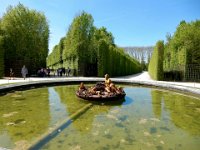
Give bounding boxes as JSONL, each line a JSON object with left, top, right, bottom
{"left": 47, "top": 12, "right": 142, "bottom": 77}
{"left": 98, "top": 43, "right": 142, "bottom": 77}
{"left": 148, "top": 40, "right": 164, "bottom": 80}
{"left": 163, "top": 20, "right": 200, "bottom": 81}
{"left": 47, "top": 37, "right": 142, "bottom": 77}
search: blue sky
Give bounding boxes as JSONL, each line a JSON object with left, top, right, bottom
{"left": 0, "top": 0, "right": 200, "bottom": 53}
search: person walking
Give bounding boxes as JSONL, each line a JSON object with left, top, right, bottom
{"left": 67, "top": 67, "right": 71, "bottom": 76}
{"left": 47, "top": 67, "right": 50, "bottom": 77}
{"left": 9, "top": 68, "right": 14, "bottom": 80}
{"left": 21, "top": 65, "right": 28, "bottom": 80}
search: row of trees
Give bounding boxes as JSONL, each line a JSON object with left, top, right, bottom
{"left": 97, "top": 35, "right": 141, "bottom": 77}
{"left": 164, "top": 20, "right": 200, "bottom": 70}
{"left": 148, "top": 20, "right": 200, "bottom": 81}
{"left": 47, "top": 12, "right": 142, "bottom": 77}
{"left": 122, "top": 46, "right": 153, "bottom": 71}
{"left": 123, "top": 46, "right": 153, "bottom": 63}
{"left": 0, "top": 3, "right": 49, "bottom": 77}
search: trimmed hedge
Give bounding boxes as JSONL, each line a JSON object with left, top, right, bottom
{"left": 163, "top": 20, "right": 200, "bottom": 81}
{"left": 148, "top": 40, "right": 164, "bottom": 80}
{"left": 98, "top": 43, "right": 142, "bottom": 77}
{"left": 47, "top": 12, "right": 142, "bottom": 77}
{"left": 47, "top": 38, "right": 142, "bottom": 77}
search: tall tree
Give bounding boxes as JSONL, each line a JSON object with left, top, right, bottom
{"left": 164, "top": 20, "right": 200, "bottom": 71}
{"left": 47, "top": 12, "right": 142, "bottom": 77}
{"left": 1, "top": 3, "right": 49, "bottom": 76}
{"left": 63, "top": 12, "right": 95, "bottom": 75}
{"left": 63, "top": 12, "right": 94, "bottom": 60}
{"left": 163, "top": 20, "right": 200, "bottom": 81}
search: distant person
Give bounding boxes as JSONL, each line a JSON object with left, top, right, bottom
{"left": 59, "top": 68, "right": 63, "bottom": 76}
{"left": 9, "top": 68, "right": 14, "bottom": 80}
{"left": 62, "top": 67, "right": 66, "bottom": 76}
{"left": 67, "top": 67, "right": 71, "bottom": 76}
{"left": 53, "top": 69, "right": 56, "bottom": 77}
{"left": 47, "top": 67, "right": 50, "bottom": 77}
{"left": 21, "top": 65, "right": 28, "bottom": 80}
{"left": 57, "top": 68, "right": 59, "bottom": 76}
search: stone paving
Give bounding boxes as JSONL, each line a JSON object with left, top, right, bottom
{"left": 0, "top": 71, "right": 200, "bottom": 95}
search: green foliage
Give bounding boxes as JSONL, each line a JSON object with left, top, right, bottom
{"left": 94, "top": 27, "right": 115, "bottom": 76}
{"left": 151, "top": 89, "right": 200, "bottom": 135}
{"left": 162, "top": 20, "right": 200, "bottom": 81}
{"left": 1, "top": 3, "right": 49, "bottom": 76}
{"left": 0, "top": 30, "right": 4, "bottom": 78}
{"left": 98, "top": 44, "right": 142, "bottom": 77}
{"left": 97, "top": 39, "right": 108, "bottom": 76}
{"left": 0, "top": 88, "right": 50, "bottom": 142}
{"left": 151, "top": 90, "right": 162, "bottom": 118}
{"left": 63, "top": 12, "right": 94, "bottom": 60}
{"left": 46, "top": 37, "right": 66, "bottom": 70}
{"left": 47, "top": 12, "right": 142, "bottom": 76}
{"left": 163, "top": 20, "right": 200, "bottom": 73}
{"left": 148, "top": 40, "right": 164, "bottom": 80}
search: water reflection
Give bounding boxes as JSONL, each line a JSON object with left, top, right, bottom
{"left": 0, "top": 85, "right": 93, "bottom": 149}
{"left": 151, "top": 90, "right": 162, "bottom": 118}
{"left": 151, "top": 89, "right": 200, "bottom": 135}
{"left": 32, "top": 87, "right": 200, "bottom": 150}
{"left": 0, "top": 85, "right": 200, "bottom": 150}
{"left": 0, "top": 88, "right": 50, "bottom": 149}
{"left": 52, "top": 85, "right": 127, "bottom": 133}
{"left": 54, "top": 85, "right": 87, "bottom": 115}
{"left": 30, "top": 86, "right": 126, "bottom": 149}
{"left": 122, "top": 96, "right": 134, "bottom": 105}
{"left": 48, "top": 87, "right": 68, "bottom": 126}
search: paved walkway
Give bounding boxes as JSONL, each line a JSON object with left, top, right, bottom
{"left": 0, "top": 72, "right": 200, "bottom": 95}
{"left": 122, "top": 72, "right": 200, "bottom": 89}
{"left": 0, "top": 71, "right": 199, "bottom": 88}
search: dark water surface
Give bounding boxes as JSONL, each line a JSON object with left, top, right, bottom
{"left": 0, "top": 85, "right": 200, "bottom": 150}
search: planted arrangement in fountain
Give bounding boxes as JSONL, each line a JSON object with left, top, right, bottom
{"left": 76, "top": 74, "right": 126, "bottom": 101}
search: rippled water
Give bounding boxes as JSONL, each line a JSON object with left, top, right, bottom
{"left": 0, "top": 85, "right": 200, "bottom": 150}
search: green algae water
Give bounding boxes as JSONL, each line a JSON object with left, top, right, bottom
{"left": 0, "top": 85, "right": 200, "bottom": 150}
{"left": 0, "top": 85, "right": 87, "bottom": 149}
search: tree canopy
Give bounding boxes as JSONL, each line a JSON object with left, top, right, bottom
{"left": 47, "top": 12, "right": 142, "bottom": 76}
{"left": 149, "top": 20, "right": 200, "bottom": 81}
{"left": 1, "top": 3, "right": 49, "bottom": 76}
{"left": 164, "top": 20, "right": 200, "bottom": 71}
